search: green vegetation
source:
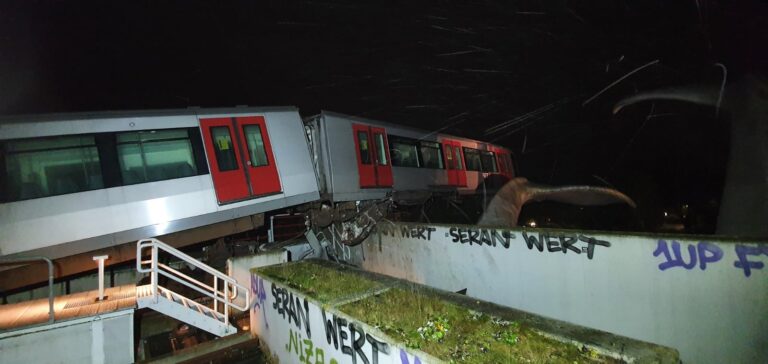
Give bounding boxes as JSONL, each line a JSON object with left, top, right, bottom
{"left": 339, "top": 288, "right": 621, "bottom": 364}
{"left": 255, "top": 261, "right": 621, "bottom": 363}
{"left": 254, "top": 260, "right": 383, "bottom": 303}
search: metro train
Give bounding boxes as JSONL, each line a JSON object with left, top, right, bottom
{"left": 0, "top": 107, "right": 514, "bottom": 266}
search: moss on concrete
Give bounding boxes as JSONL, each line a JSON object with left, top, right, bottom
{"left": 253, "top": 260, "right": 384, "bottom": 304}
{"left": 255, "top": 261, "right": 628, "bottom": 363}
{"left": 339, "top": 287, "right": 621, "bottom": 364}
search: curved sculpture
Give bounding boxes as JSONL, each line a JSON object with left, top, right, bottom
{"left": 478, "top": 177, "right": 636, "bottom": 227}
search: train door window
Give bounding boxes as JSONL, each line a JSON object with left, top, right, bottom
{"left": 453, "top": 146, "right": 464, "bottom": 170}
{"left": 357, "top": 131, "right": 372, "bottom": 164}
{"left": 370, "top": 127, "right": 393, "bottom": 186}
{"left": 374, "top": 133, "right": 388, "bottom": 166}
{"left": 243, "top": 125, "right": 269, "bottom": 167}
{"left": 444, "top": 144, "right": 454, "bottom": 169}
{"left": 210, "top": 127, "right": 238, "bottom": 171}
{"left": 117, "top": 129, "right": 199, "bottom": 185}
{"left": 481, "top": 151, "right": 498, "bottom": 173}
{"left": 419, "top": 141, "right": 443, "bottom": 169}
{"left": 3, "top": 135, "right": 104, "bottom": 201}
{"left": 463, "top": 147, "right": 481, "bottom": 171}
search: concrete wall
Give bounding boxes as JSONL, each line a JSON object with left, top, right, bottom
{"left": 0, "top": 310, "right": 134, "bottom": 364}
{"left": 250, "top": 273, "right": 435, "bottom": 364}
{"left": 227, "top": 250, "right": 288, "bottom": 309}
{"left": 356, "top": 223, "right": 768, "bottom": 364}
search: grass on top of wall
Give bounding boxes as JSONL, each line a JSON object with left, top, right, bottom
{"left": 339, "top": 287, "right": 622, "bottom": 364}
{"left": 254, "top": 259, "right": 384, "bottom": 303}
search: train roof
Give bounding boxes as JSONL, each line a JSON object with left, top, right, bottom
{"left": 314, "top": 110, "right": 511, "bottom": 150}
{"left": 0, "top": 106, "right": 299, "bottom": 125}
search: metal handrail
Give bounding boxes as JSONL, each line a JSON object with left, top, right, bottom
{"left": 136, "top": 238, "right": 250, "bottom": 327}
{"left": 0, "top": 256, "right": 55, "bottom": 324}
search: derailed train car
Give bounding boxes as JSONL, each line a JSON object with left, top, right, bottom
{"left": 0, "top": 107, "right": 514, "bottom": 272}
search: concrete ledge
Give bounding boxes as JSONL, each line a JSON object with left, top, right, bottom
{"left": 250, "top": 260, "right": 679, "bottom": 363}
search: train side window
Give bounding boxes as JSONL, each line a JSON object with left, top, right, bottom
{"left": 243, "top": 125, "right": 269, "bottom": 167}
{"left": 357, "top": 131, "right": 371, "bottom": 164}
{"left": 3, "top": 135, "right": 104, "bottom": 201}
{"left": 374, "top": 133, "right": 388, "bottom": 165}
{"left": 463, "top": 147, "right": 481, "bottom": 171}
{"left": 117, "top": 129, "right": 200, "bottom": 185}
{"left": 419, "top": 141, "right": 443, "bottom": 169}
{"left": 481, "top": 151, "right": 498, "bottom": 172}
{"left": 453, "top": 146, "right": 464, "bottom": 170}
{"left": 389, "top": 136, "right": 419, "bottom": 167}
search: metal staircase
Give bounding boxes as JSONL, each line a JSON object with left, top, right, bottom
{"left": 136, "top": 238, "right": 249, "bottom": 337}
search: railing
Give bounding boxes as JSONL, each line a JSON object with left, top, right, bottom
{"left": 136, "top": 238, "right": 249, "bottom": 327}
{"left": 0, "top": 256, "right": 55, "bottom": 324}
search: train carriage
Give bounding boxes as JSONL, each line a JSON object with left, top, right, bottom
{"left": 0, "top": 107, "right": 320, "bottom": 261}
{"left": 304, "top": 111, "right": 515, "bottom": 203}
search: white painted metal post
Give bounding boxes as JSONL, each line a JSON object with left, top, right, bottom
{"left": 151, "top": 245, "right": 158, "bottom": 304}
{"left": 224, "top": 281, "right": 229, "bottom": 326}
{"left": 93, "top": 255, "right": 109, "bottom": 301}
{"left": 213, "top": 278, "right": 218, "bottom": 313}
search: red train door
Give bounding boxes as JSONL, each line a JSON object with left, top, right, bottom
{"left": 443, "top": 141, "right": 458, "bottom": 185}
{"left": 371, "top": 127, "right": 393, "bottom": 186}
{"left": 200, "top": 116, "right": 281, "bottom": 204}
{"left": 442, "top": 140, "right": 467, "bottom": 187}
{"left": 235, "top": 116, "right": 282, "bottom": 196}
{"left": 495, "top": 149, "right": 508, "bottom": 176}
{"left": 353, "top": 123, "right": 393, "bottom": 188}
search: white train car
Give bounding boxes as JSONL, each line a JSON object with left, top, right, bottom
{"left": 305, "top": 111, "right": 515, "bottom": 203}
{"left": 0, "top": 107, "right": 320, "bottom": 260}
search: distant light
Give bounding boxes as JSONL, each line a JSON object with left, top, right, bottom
{"left": 242, "top": 325, "right": 250, "bottom": 331}
{"left": 664, "top": 211, "right": 668, "bottom": 217}
{"left": 527, "top": 220, "right": 537, "bottom": 228}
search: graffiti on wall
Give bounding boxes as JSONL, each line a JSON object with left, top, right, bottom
{"left": 322, "top": 310, "right": 391, "bottom": 364}
{"left": 251, "top": 275, "right": 269, "bottom": 328}
{"left": 520, "top": 232, "right": 610, "bottom": 260}
{"left": 653, "top": 240, "right": 768, "bottom": 277}
{"left": 258, "top": 278, "right": 419, "bottom": 364}
{"left": 376, "top": 224, "right": 611, "bottom": 260}
{"left": 272, "top": 283, "right": 312, "bottom": 338}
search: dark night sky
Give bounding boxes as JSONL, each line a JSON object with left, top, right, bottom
{"left": 1, "top": 0, "right": 766, "bottom": 231}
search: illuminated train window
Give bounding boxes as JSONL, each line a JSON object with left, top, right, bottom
{"left": 389, "top": 136, "right": 420, "bottom": 167}
{"left": 2, "top": 135, "right": 104, "bottom": 201}
{"left": 374, "top": 133, "right": 388, "bottom": 166}
{"left": 357, "top": 130, "right": 371, "bottom": 164}
{"left": 209, "top": 127, "right": 238, "bottom": 172}
{"left": 243, "top": 125, "right": 269, "bottom": 167}
{"left": 117, "top": 129, "right": 199, "bottom": 184}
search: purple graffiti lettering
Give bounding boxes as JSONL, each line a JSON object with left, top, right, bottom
{"left": 251, "top": 275, "right": 269, "bottom": 328}
{"left": 733, "top": 244, "right": 768, "bottom": 277}
{"left": 400, "top": 349, "right": 422, "bottom": 364}
{"left": 653, "top": 240, "right": 697, "bottom": 270}
{"left": 696, "top": 242, "right": 724, "bottom": 270}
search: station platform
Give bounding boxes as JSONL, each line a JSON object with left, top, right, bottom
{"left": 0, "top": 284, "right": 137, "bottom": 332}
